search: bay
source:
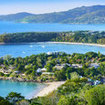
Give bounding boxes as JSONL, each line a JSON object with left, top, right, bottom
{"left": 0, "top": 42, "right": 105, "bottom": 57}
{"left": 0, "top": 80, "right": 45, "bottom": 99}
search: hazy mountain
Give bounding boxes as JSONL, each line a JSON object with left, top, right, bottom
{"left": 0, "top": 12, "right": 34, "bottom": 21}
{"left": 1, "top": 5, "right": 105, "bottom": 24}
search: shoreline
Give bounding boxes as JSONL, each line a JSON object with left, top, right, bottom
{"left": 0, "top": 41, "right": 105, "bottom": 48}
{"left": 47, "top": 41, "right": 105, "bottom": 48}
{"left": 0, "top": 77, "right": 65, "bottom": 99}
{"left": 34, "top": 81, "right": 65, "bottom": 98}
{"left": 0, "top": 77, "right": 43, "bottom": 83}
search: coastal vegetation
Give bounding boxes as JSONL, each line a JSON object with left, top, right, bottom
{"left": 1, "top": 31, "right": 105, "bottom": 44}
{"left": 1, "top": 5, "right": 105, "bottom": 24}
{"left": 0, "top": 52, "right": 105, "bottom": 104}
{"left": 0, "top": 52, "right": 105, "bottom": 82}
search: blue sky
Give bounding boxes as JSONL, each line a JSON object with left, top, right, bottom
{"left": 0, "top": 0, "right": 105, "bottom": 15}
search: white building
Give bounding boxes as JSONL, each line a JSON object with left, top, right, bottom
{"left": 14, "top": 71, "right": 20, "bottom": 74}
{"left": 47, "top": 52, "right": 53, "bottom": 55}
{"left": 54, "top": 64, "right": 64, "bottom": 70}
{"left": 94, "top": 80, "right": 101, "bottom": 85}
{"left": 54, "top": 63, "right": 71, "bottom": 70}
{"left": 36, "top": 68, "right": 47, "bottom": 73}
{"left": 89, "top": 63, "right": 100, "bottom": 69}
{"left": 72, "top": 64, "right": 83, "bottom": 68}
{"left": 42, "top": 72, "right": 54, "bottom": 75}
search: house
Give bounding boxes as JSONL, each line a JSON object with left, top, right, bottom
{"left": 14, "top": 71, "right": 20, "bottom": 74}
{"left": 36, "top": 68, "right": 47, "bottom": 73}
{"left": 87, "top": 81, "right": 94, "bottom": 85}
{"left": 47, "top": 52, "right": 53, "bottom": 55}
{"left": 54, "top": 64, "right": 64, "bottom": 70}
{"left": 54, "top": 64, "right": 66, "bottom": 70}
{"left": 0, "top": 68, "right": 11, "bottom": 74}
{"left": 89, "top": 63, "right": 100, "bottom": 69}
{"left": 87, "top": 78, "right": 101, "bottom": 86}
{"left": 88, "top": 78, "right": 92, "bottom": 82}
{"left": 64, "top": 63, "right": 71, "bottom": 67}
{"left": 36, "top": 68, "right": 42, "bottom": 73}
{"left": 47, "top": 52, "right": 64, "bottom": 56}
{"left": 94, "top": 80, "right": 101, "bottom": 85}
{"left": 54, "top": 63, "right": 71, "bottom": 70}
{"left": 42, "top": 72, "right": 54, "bottom": 75}
{"left": 41, "top": 68, "right": 47, "bottom": 72}
{"left": 79, "top": 76, "right": 83, "bottom": 78}
{"left": 9, "top": 65, "right": 15, "bottom": 70}
{"left": 72, "top": 64, "right": 83, "bottom": 68}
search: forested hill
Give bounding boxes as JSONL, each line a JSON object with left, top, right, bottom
{"left": 1, "top": 5, "right": 105, "bottom": 24}
{"left": 0, "top": 12, "right": 34, "bottom": 21}
{"left": 1, "top": 31, "right": 105, "bottom": 44}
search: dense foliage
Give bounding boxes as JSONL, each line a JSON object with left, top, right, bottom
{"left": 0, "top": 52, "right": 105, "bottom": 82}
{"left": 0, "top": 32, "right": 58, "bottom": 43}
{"left": 52, "top": 31, "right": 105, "bottom": 44}
{"left": 1, "top": 31, "right": 105, "bottom": 44}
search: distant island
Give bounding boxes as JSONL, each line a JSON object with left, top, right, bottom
{"left": 0, "top": 5, "right": 105, "bottom": 24}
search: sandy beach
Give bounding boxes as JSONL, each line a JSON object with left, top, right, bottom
{"left": 47, "top": 42, "right": 105, "bottom": 48}
{"left": 34, "top": 81, "right": 65, "bottom": 98}
{"left": 1, "top": 41, "right": 105, "bottom": 48}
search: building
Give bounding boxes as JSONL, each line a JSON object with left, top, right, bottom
{"left": 72, "top": 64, "right": 83, "bottom": 68}
{"left": 94, "top": 80, "right": 101, "bottom": 85}
{"left": 14, "top": 71, "right": 20, "bottom": 74}
{"left": 54, "top": 63, "right": 71, "bottom": 70}
{"left": 89, "top": 63, "right": 100, "bottom": 69}
{"left": 42, "top": 72, "right": 54, "bottom": 75}
{"left": 47, "top": 52, "right": 53, "bottom": 55}
{"left": 47, "top": 52, "right": 64, "bottom": 56}
{"left": 54, "top": 64, "right": 64, "bottom": 70}
{"left": 36, "top": 68, "right": 47, "bottom": 73}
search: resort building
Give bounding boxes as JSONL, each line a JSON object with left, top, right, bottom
{"left": 42, "top": 72, "right": 54, "bottom": 75}
{"left": 36, "top": 68, "right": 47, "bottom": 73}
{"left": 94, "top": 80, "right": 101, "bottom": 85}
{"left": 72, "top": 64, "right": 83, "bottom": 68}
{"left": 54, "top": 63, "right": 71, "bottom": 70}
{"left": 89, "top": 63, "right": 100, "bottom": 69}
{"left": 14, "top": 71, "right": 20, "bottom": 74}
{"left": 54, "top": 64, "right": 64, "bottom": 70}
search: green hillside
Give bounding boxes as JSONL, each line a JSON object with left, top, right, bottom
{"left": 0, "top": 12, "right": 34, "bottom": 21}
{"left": 1, "top": 5, "right": 105, "bottom": 24}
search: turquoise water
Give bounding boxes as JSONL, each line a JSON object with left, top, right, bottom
{"left": 0, "top": 80, "right": 45, "bottom": 99}
{"left": 1, "top": 21, "right": 105, "bottom": 33}
{"left": 0, "top": 42, "right": 105, "bottom": 57}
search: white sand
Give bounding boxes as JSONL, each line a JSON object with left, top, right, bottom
{"left": 35, "top": 81, "right": 65, "bottom": 98}
{"left": 47, "top": 42, "right": 105, "bottom": 48}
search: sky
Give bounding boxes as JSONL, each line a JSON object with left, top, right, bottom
{"left": 0, "top": 0, "right": 105, "bottom": 15}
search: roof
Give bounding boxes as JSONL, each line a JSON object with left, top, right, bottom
{"left": 37, "top": 68, "right": 47, "bottom": 73}
{"left": 42, "top": 72, "right": 54, "bottom": 75}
